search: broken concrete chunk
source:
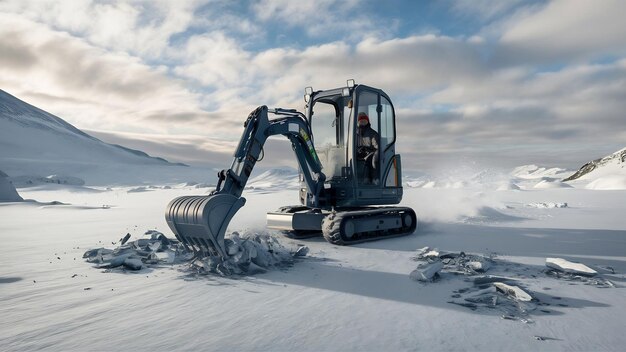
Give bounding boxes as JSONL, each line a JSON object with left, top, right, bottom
{"left": 83, "top": 248, "right": 113, "bottom": 259}
{"left": 410, "top": 261, "right": 444, "bottom": 282}
{"left": 293, "top": 245, "right": 309, "bottom": 257}
{"left": 246, "top": 262, "right": 267, "bottom": 275}
{"left": 473, "top": 275, "right": 516, "bottom": 285}
{"left": 423, "top": 249, "right": 440, "bottom": 258}
{"left": 123, "top": 258, "right": 143, "bottom": 270}
{"left": 464, "top": 286, "right": 497, "bottom": 299}
{"left": 99, "top": 253, "right": 133, "bottom": 268}
{"left": 415, "top": 246, "right": 430, "bottom": 255}
{"left": 494, "top": 282, "right": 533, "bottom": 302}
{"left": 120, "top": 233, "right": 131, "bottom": 245}
{"left": 85, "top": 231, "right": 297, "bottom": 276}
{"left": 467, "top": 260, "right": 492, "bottom": 272}
{"left": 226, "top": 243, "right": 240, "bottom": 256}
{"left": 439, "top": 251, "right": 463, "bottom": 259}
{"left": 155, "top": 251, "right": 176, "bottom": 264}
{"left": 148, "top": 241, "right": 161, "bottom": 252}
{"left": 546, "top": 258, "right": 597, "bottom": 276}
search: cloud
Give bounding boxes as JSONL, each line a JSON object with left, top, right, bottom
{"left": 0, "top": 0, "right": 197, "bottom": 58}
{"left": 0, "top": 13, "right": 222, "bottom": 135}
{"left": 174, "top": 31, "right": 253, "bottom": 87}
{"left": 251, "top": 0, "right": 370, "bottom": 39}
{"left": 494, "top": 0, "right": 626, "bottom": 64}
{"left": 450, "top": 0, "right": 528, "bottom": 21}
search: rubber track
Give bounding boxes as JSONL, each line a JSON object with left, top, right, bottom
{"left": 322, "top": 207, "right": 417, "bottom": 245}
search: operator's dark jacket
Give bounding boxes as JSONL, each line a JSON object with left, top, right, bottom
{"left": 357, "top": 124, "right": 379, "bottom": 169}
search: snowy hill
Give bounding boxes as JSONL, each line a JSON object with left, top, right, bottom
{"left": 0, "top": 89, "right": 193, "bottom": 185}
{"left": 246, "top": 168, "right": 300, "bottom": 191}
{"left": 563, "top": 148, "right": 626, "bottom": 183}
{"left": 510, "top": 164, "right": 572, "bottom": 180}
{"left": 561, "top": 148, "right": 626, "bottom": 190}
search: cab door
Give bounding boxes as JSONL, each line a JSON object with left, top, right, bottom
{"left": 352, "top": 87, "right": 401, "bottom": 204}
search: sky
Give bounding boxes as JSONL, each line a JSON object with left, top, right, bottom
{"left": 1, "top": 0, "right": 625, "bottom": 174}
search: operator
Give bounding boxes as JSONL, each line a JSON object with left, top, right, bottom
{"left": 356, "top": 112, "right": 379, "bottom": 185}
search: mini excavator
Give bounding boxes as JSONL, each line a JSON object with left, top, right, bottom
{"left": 165, "top": 80, "right": 417, "bottom": 259}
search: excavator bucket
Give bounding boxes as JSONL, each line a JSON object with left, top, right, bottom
{"left": 165, "top": 194, "right": 246, "bottom": 259}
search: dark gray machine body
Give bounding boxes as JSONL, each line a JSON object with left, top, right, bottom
{"left": 266, "top": 84, "right": 414, "bottom": 241}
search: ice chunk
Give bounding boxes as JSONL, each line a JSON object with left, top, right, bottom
{"left": 494, "top": 282, "right": 533, "bottom": 302}
{"left": 546, "top": 258, "right": 597, "bottom": 276}
{"left": 410, "top": 261, "right": 444, "bottom": 282}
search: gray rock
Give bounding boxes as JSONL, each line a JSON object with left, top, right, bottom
{"left": 0, "top": 173, "right": 23, "bottom": 202}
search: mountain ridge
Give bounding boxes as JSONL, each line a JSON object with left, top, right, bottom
{"left": 0, "top": 89, "right": 187, "bottom": 167}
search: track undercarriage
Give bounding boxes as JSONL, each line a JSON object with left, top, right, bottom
{"left": 267, "top": 205, "right": 418, "bottom": 245}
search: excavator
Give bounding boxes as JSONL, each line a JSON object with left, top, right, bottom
{"left": 165, "top": 80, "right": 417, "bottom": 259}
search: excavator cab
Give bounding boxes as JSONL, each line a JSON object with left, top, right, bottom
{"left": 303, "top": 81, "right": 403, "bottom": 208}
{"left": 166, "top": 81, "right": 416, "bottom": 259}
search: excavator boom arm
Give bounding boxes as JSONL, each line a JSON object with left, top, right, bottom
{"left": 215, "top": 105, "right": 326, "bottom": 204}
{"left": 165, "top": 106, "right": 325, "bottom": 259}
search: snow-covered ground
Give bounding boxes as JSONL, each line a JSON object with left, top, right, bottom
{"left": 1, "top": 177, "right": 625, "bottom": 351}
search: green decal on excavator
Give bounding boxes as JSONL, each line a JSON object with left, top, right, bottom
{"left": 300, "top": 128, "right": 320, "bottom": 164}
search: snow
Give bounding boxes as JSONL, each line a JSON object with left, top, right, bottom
{"left": 585, "top": 175, "right": 626, "bottom": 190}
{"left": 246, "top": 168, "right": 299, "bottom": 191}
{"left": 497, "top": 182, "right": 521, "bottom": 191}
{"left": 533, "top": 180, "right": 573, "bottom": 189}
{"left": 2, "top": 181, "right": 625, "bottom": 351}
{"left": 511, "top": 165, "right": 572, "bottom": 180}
{"left": 526, "top": 202, "right": 568, "bottom": 209}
